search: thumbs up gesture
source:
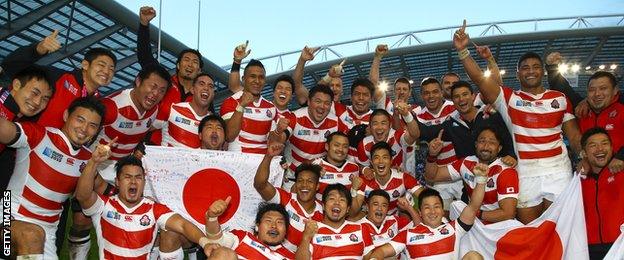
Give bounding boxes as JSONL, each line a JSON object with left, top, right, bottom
{"left": 206, "top": 196, "right": 232, "bottom": 218}
{"left": 36, "top": 30, "right": 61, "bottom": 55}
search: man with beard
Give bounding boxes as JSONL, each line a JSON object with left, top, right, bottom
{"left": 205, "top": 199, "right": 294, "bottom": 259}
{"left": 220, "top": 59, "right": 287, "bottom": 154}
{"left": 440, "top": 72, "right": 461, "bottom": 101}
{"left": 254, "top": 143, "right": 324, "bottom": 253}
{"left": 579, "top": 128, "right": 624, "bottom": 259}
{"left": 455, "top": 20, "right": 582, "bottom": 224}
{"left": 312, "top": 132, "right": 361, "bottom": 200}
{"left": 76, "top": 152, "right": 213, "bottom": 259}
{"left": 282, "top": 85, "right": 347, "bottom": 190}
{"left": 365, "top": 183, "right": 486, "bottom": 259}
{"left": 356, "top": 108, "right": 419, "bottom": 170}
{"left": 138, "top": 6, "right": 205, "bottom": 145}
{"left": 354, "top": 142, "right": 424, "bottom": 217}
{"left": 1, "top": 31, "right": 116, "bottom": 129}
{"left": 0, "top": 97, "right": 104, "bottom": 259}
{"left": 151, "top": 72, "right": 215, "bottom": 148}
{"left": 297, "top": 183, "right": 375, "bottom": 259}
{"left": 355, "top": 190, "right": 420, "bottom": 254}
{"left": 425, "top": 127, "right": 519, "bottom": 223}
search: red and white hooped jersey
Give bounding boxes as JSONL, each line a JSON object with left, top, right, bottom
{"left": 228, "top": 229, "right": 295, "bottom": 260}
{"left": 414, "top": 100, "right": 457, "bottom": 165}
{"left": 0, "top": 88, "right": 19, "bottom": 152}
{"left": 153, "top": 102, "right": 210, "bottom": 148}
{"left": 269, "top": 187, "right": 324, "bottom": 253}
{"left": 8, "top": 123, "right": 91, "bottom": 226}
{"left": 311, "top": 157, "right": 361, "bottom": 201}
{"left": 309, "top": 221, "right": 374, "bottom": 259}
{"left": 356, "top": 215, "right": 413, "bottom": 248}
{"left": 285, "top": 107, "right": 345, "bottom": 172}
{"left": 359, "top": 169, "right": 422, "bottom": 215}
{"left": 83, "top": 195, "right": 174, "bottom": 260}
{"left": 220, "top": 91, "right": 278, "bottom": 154}
{"left": 356, "top": 128, "right": 408, "bottom": 167}
{"left": 336, "top": 104, "right": 372, "bottom": 130}
{"left": 92, "top": 89, "right": 158, "bottom": 161}
{"left": 390, "top": 221, "right": 467, "bottom": 259}
{"left": 447, "top": 156, "right": 519, "bottom": 212}
{"left": 493, "top": 86, "right": 574, "bottom": 174}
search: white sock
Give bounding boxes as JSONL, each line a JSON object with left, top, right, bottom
{"left": 16, "top": 255, "right": 43, "bottom": 260}
{"left": 158, "top": 247, "right": 184, "bottom": 260}
{"left": 149, "top": 246, "right": 160, "bottom": 260}
{"left": 68, "top": 239, "right": 90, "bottom": 260}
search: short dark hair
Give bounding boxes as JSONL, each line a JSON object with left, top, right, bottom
{"left": 420, "top": 77, "right": 441, "bottom": 92}
{"left": 12, "top": 65, "right": 54, "bottom": 95}
{"left": 351, "top": 78, "right": 375, "bottom": 97}
{"left": 517, "top": 52, "right": 543, "bottom": 70}
{"left": 177, "top": 49, "right": 204, "bottom": 69}
{"left": 308, "top": 84, "right": 335, "bottom": 101}
{"left": 394, "top": 77, "right": 411, "bottom": 87}
{"left": 476, "top": 125, "right": 504, "bottom": 146}
{"left": 67, "top": 96, "right": 106, "bottom": 126}
{"left": 322, "top": 183, "right": 352, "bottom": 208}
{"left": 244, "top": 59, "right": 265, "bottom": 75}
{"left": 369, "top": 109, "right": 392, "bottom": 123}
{"left": 581, "top": 127, "right": 611, "bottom": 148}
{"left": 198, "top": 114, "right": 226, "bottom": 134}
{"left": 450, "top": 80, "right": 474, "bottom": 95}
{"left": 273, "top": 75, "right": 295, "bottom": 94}
{"left": 115, "top": 155, "right": 144, "bottom": 179}
{"left": 588, "top": 71, "right": 617, "bottom": 89}
{"left": 417, "top": 188, "right": 443, "bottom": 210}
{"left": 369, "top": 141, "right": 393, "bottom": 159}
{"left": 255, "top": 202, "right": 289, "bottom": 230}
{"left": 193, "top": 72, "right": 214, "bottom": 85}
{"left": 84, "top": 47, "right": 117, "bottom": 66}
{"left": 366, "top": 189, "right": 390, "bottom": 204}
{"left": 441, "top": 72, "right": 460, "bottom": 82}
{"left": 294, "top": 163, "right": 321, "bottom": 183}
{"left": 326, "top": 131, "right": 348, "bottom": 144}
{"left": 137, "top": 64, "right": 172, "bottom": 89}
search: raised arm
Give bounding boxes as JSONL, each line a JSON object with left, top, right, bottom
{"left": 0, "top": 30, "right": 61, "bottom": 78}
{"left": 75, "top": 137, "right": 117, "bottom": 210}
{"left": 397, "top": 197, "right": 421, "bottom": 224}
{"left": 369, "top": 44, "right": 388, "bottom": 103}
{"left": 395, "top": 100, "right": 419, "bottom": 144}
{"left": 253, "top": 144, "right": 283, "bottom": 201}
{"left": 204, "top": 197, "right": 233, "bottom": 244}
{"left": 293, "top": 46, "right": 320, "bottom": 105}
{"left": 228, "top": 41, "right": 251, "bottom": 93}
{"left": 224, "top": 91, "right": 254, "bottom": 142}
{"left": 458, "top": 163, "right": 487, "bottom": 226}
{"left": 475, "top": 45, "right": 503, "bottom": 86}
{"left": 295, "top": 220, "right": 317, "bottom": 260}
{"left": 454, "top": 20, "right": 500, "bottom": 104}
{"left": 137, "top": 6, "right": 158, "bottom": 68}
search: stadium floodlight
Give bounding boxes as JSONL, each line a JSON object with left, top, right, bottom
{"left": 484, "top": 70, "right": 492, "bottom": 78}
{"left": 585, "top": 66, "right": 591, "bottom": 71}
{"left": 500, "top": 69, "right": 506, "bottom": 75}
{"left": 571, "top": 64, "right": 580, "bottom": 73}
{"left": 558, "top": 63, "right": 569, "bottom": 74}
{"left": 378, "top": 80, "right": 390, "bottom": 92}
{"left": 599, "top": 65, "right": 606, "bottom": 70}
{"left": 610, "top": 64, "right": 618, "bottom": 70}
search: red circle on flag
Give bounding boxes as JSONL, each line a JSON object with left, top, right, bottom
{"left": 494, "top": 220, "right": 563, "bottom": 259}
{"left": 182, "top": 168, "right": 240, "bottom": 224}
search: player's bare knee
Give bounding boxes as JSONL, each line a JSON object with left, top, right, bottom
{"left": 462, "top": 251, "right": 484, "bottom": 260}
{"left": 12, "top": 221, "right": 45, "bottom": 253}
{"left": 207, "top": 247, "right": 237, "bottom": 260}
{"left": 71, "top": 212, "right": 93, "bottom": 230}
{"left": 159, "top": 230, "right": 183, "bottom": 251}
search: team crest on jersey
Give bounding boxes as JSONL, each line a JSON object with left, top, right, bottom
{"left": 550, "top": 99, "right": 560, "bottom": 109}
{"left": 118, "top": 122, "right": 133, "bottom": 129}
{"left": 266, "top": 109, "right": 273, "bottom": 118}
{"left": 487, "top": 178, "right": 495, "bottom": 188}
{"left": 409, "top": 234, "right": 425, "bottom": 242}
{"left": 388, "top": 229, "right": 395, "bottom": 238}
{"left": 146, "top": 118, "right": 153, "bottom": 128}
{"left": 324, "top": 130, "right": 331, "bottom": 138}
{"left": 42, "top": 147, "right": 63, "bottom": 162}
{"left": 439, "top": 227, "right": 449, "bottom": 235}
{"left": 392, "top": 190, "right": 400, "bottom": 198}
{"left": 349, "top": 234, "right": 359, "bottom": 242}
{"left": 139, "top": 215, "right": 151, "bottom": 226}
{"left": 348, "top": 174, "right": 354, "bottom": 181}
{"left": 106, "top": 211, "right": 121, "bottom": 220}
{"left": 609, "top": 110, "right": 617, "bottom": 118}
{"left": 316, "top": 235, "right": 332, "bottom": 243}
{"left": 64, "top": 80, "right": 78, "bottom": 95}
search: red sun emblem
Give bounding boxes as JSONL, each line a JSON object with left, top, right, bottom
{"left": 494, "top": 220, "right": 563, "bottom": 259}
{"left": 182, "top": 168, "right": 241, "bottom": 224}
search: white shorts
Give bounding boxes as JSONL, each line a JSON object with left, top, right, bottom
{"left": 517, "top": 171, "right": 572, "bottom": 208}
{"left": 432, "top": 180, "right": 464, "bottom": 211}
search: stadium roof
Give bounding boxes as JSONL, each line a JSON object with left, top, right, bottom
{"left": 0, "top": 0, "right": 229, "bottom": 94}
{"left": 1, "top": 1, "right": 622, "bottom": 109}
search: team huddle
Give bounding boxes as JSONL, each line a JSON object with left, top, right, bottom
{"left": 1, "top": 5, "right": 622, "bottom": 260}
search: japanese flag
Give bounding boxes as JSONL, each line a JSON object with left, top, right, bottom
{"left": 142, "top": 146, "right": 284, "bottom": 232}
{"left": 605, "top": 225, "right": 624, "bottom": 259}
{"left": 458, "top": 174, "right": 589, "bottom": 259}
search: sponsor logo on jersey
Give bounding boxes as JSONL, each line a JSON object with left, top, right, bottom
{"left": 64, "top": 80, "right": 78, "bottom": 95}
{"left": 174, "top": 116, "right": 192, "bottom": 125}
{"left": 124, "top": 215, "right": 133, "bottom": 222}
{"left": 66, "top": 157, "right": 74, "bottom": 166}
{"left": 297, "top": 130, "right": 311, "bottom": 136}
{"left": 118, "top": 122, "right": 134, "bottom": 129}
{"left": 250, "top": 240, "right": 267, "bottom": 251}
{"left": 42, "top": 147, "right": 63, "bottom": 162}
{"left": 316, "top": 235, "right": 332, "bottom": 243}
{"left": 409, "top": 234, "right": 425, "bottom": 242}
{"left": 106, "top": 211, "right": 121, "bottom": 220}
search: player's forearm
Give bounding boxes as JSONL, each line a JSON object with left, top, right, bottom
{"left": 370, "top": 55, "right": 382, "bottom": 98}
{"left": 204, "top": 218, "right": 223, "bottom": 240}
{"left": 228, "top": 69, "right": 242, "bottom": 93}
{"left": 460, "top": 54, "right": 498, "bottom": 104}
{"left": 293, "top": 58, "right": 310, "bottom": 105}
{"left": 180, "top": 220, "right": 208, "bottom": 245}
{"left": 404, "top": 115, "right": 420, "bottom": 144}
{"left": 486, "top": 57, "right": 503, "bottom": 86}
{"left": 253, "top": 155, "right": 274, "bottom": 197}
{"left": 75, "top": 159, "right": 99, "bottom": 206}
{"left": 423, "top": 162, "right": 439, "bottom": 182}
{"left": 481, "top": 207, "right": 516, "bottom": 223}
{"left": 267, "top": 130, "right": 287, "bottom": 144}
{"left": 295, "top": 237, "right": 312, "bottom": 260}
{"left": 468, "top": 183, "right": 486, "bottom": 212}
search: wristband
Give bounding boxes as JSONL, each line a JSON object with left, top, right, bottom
{"left": 426, "top": 155, "right": 437, "bottom": 163}
{"left": 206, "top": 230, "right": 222, "bottom": 237}
{"left": 403, "top": 112, "right": 414, "bottom": 123}
{"left": 208, "top": 216, "right": 219, "bottom": 222}
{"left": 475, "top": 175, "right": 488, "bottom": 184}
{"left": 198, "top": 237, "right": 210, "bottom": 248}
{"left": 350, "top": 189, "right": 358, "bottom": 198}
{"left": 235, "top": 105, "right": 244, "bottom": 113}
{"left": 231, "top": 61, "right": 241, "bottom": 71}
{"left": 458, "top": 48, "right": 470, "bottom": 60}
